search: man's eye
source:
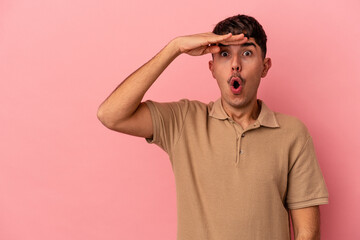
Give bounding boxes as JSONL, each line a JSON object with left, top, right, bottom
{"left": 243, "top": 51, "right": 252, "bottom": 56}
{"left": 220, "top": 51, "right": 229, "bottom": 57}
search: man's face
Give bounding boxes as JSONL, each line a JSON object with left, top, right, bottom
{"left": 209, "top": 38, "right": 271, "bottom": 111}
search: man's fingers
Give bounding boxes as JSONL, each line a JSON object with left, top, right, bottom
{"left": 206, "top": 33, "right": 232, "bottom": 45}
{"left": 221, "top": 36, "right": 248, "bottom": 45}
{"left": 217, "top": 32, "right": 233, "bottom": 40}
{"left": 223, "top": 33, "right": 246, "bottom": 42}
{"left": 180, "top": 32, "right": 248, "bottom": 56}
{"left": 205, "top": 45, "right": 221, "bottom": 54}
{"left": 207, "top": 33, "right": 247, "bottom": 46}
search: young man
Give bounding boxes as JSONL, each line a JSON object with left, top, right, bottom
{"left": 97, "top": 14, "right": 329, "bottom": 240}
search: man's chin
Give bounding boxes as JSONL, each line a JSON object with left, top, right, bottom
{"left": 229, "top": 101, "right": 248, "bottom": 109}
{"left": 222, "top": 95, "right": 256, "bottom": 110}
{"left": 222, "top": 96, "right": 246, "bottom": 108}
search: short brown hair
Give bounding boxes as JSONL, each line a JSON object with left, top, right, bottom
{"left": 213, "top": 14, "right": 267, "bottom": 58}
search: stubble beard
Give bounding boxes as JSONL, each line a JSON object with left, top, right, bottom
{"left": 224, "top": 86, "right": 258, "bottom": 111}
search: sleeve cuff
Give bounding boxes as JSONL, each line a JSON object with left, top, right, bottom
{"left": 287, "top": 197, "right": 329, "bottom": 209}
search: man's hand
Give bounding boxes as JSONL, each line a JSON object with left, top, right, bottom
{"left": 173, "top": 32, "right": 248, "bottom": 56}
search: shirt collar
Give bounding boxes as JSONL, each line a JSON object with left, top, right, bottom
{"left": 208, "top": 98, "right": 280, "bottom": 128}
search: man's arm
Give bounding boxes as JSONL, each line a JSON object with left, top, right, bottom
{"left": 97, "top": 32, "right": 247, "bottom": 138}
{"left": 290, "top": 206, "right": 321, "bottom": 240}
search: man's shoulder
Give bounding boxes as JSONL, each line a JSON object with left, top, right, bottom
{"left": 275, "top": 111, "right": 306, "bottom": 126}
{"left": 149, "top": 98, "right": 213, "bottom": 110}
{"left": 146, "top": 98, "right": 210, "bottom": 106}
{"left": 179, "top": 99, "right": 214, "bottom": 117}
{"left": 145, "top": 98, "right": 212, "bottom": 118}
{"left": 273, "top": 111, "right": 310, "bottom": 138}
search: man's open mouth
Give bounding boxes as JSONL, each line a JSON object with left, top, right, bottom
{"left": 229, "top": 77, "right": 243, "bottom": 94}
{"left": 233, "top": 79, "right": 241, "bottom": 89}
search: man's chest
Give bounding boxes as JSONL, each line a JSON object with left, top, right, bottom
{"left": 171, "top": 118, "right": 290, "bottom": 199}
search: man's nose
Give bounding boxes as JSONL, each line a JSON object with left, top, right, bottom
{"left": 231, "top": 56, "right": 241, "bottom": 72}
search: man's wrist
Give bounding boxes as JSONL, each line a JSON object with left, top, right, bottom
{"left": 167, "top": 37, "right": 183, "bottom": 56}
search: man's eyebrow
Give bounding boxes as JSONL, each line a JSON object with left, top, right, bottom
{"left": 241, "top": 42, "right": 256, "bottom": 48}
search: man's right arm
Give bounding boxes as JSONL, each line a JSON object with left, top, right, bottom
{"left": 97, "top": 39, "right": 181, "bottom": 138}
{"left": 97, "top": 33, "right": 247, "bottom": 138}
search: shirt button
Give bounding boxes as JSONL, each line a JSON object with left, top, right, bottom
{"left": 241, "top": 133, "right": 245, "bottom": 137}
{"left": 240, "top": 150, "right": 243, "bottom": 154}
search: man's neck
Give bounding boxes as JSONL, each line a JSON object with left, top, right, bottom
{"left": 222, "top": 98, "right": 261, "bottom": 130}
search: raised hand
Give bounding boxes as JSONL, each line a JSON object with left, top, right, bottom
{"left": 173, "top": 32, "right": 248, "bottom": 56}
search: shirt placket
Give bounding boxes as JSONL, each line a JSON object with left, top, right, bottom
{"left": 228, "top": 119, "right": 241, "bottom": 165}
{"left": 229, "top": 119, "right": 261, "bottom": 166}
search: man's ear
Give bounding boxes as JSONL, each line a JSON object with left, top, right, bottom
{"left": 209, "top": 60, "right": 215, "bottom": 78}
{"left": 261, "top": 57, "right": 272, "bottom": 78}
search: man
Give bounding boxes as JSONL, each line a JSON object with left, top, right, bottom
{"left": 97, "top": 14, "right": 329, "bottom": 240}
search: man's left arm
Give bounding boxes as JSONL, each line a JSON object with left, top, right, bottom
{"left": 290, "top": 206, "right": 321, "bottom": 240}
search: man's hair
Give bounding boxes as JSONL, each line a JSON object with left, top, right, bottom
{"left": 213, "top": 14, "right": 267, "bottom": 58}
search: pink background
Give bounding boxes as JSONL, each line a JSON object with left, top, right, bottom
{"left": 1, "top": 0, "right": 359, "bottom": 239}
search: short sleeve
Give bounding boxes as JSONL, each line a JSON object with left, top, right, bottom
{"left": 286, "top": 136, "right": 329, "bottom": 209}
{"left": 144, "top": 99, "right": 189, "bottom": 154}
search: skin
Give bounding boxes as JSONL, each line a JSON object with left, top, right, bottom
{"left": 209, "top": 37, "right": 271, "bottom": 129}
{"left": 291, "top": 206, "right": 321, "bottom": 240}
{"left": 97, "top": 31, "right": 321, "bottom": 239}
